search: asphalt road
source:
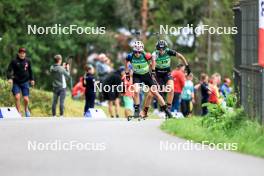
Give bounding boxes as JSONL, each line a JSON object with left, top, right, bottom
{"left": 0, "top": 118, "right": 263, "bottom": 176}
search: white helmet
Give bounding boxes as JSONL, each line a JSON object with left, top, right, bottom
{"left": 132, "top": 41, "right": 144, "bottom": 52}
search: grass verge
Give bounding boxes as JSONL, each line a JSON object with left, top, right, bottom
{"left": 161, "top": 117, "right": 264, "bottom": 158}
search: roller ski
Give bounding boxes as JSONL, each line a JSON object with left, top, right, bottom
{"left": 127, "top": 109, "right": 145, "bottom": 121}
{"left": 161, "top": 105, "right": 174, "bottom": 120}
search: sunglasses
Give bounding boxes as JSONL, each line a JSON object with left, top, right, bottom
{"left": 134, "top": 51, "right": 141, "bottom": 54}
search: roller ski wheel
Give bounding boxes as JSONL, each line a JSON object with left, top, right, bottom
{"left": 127, "top": 115, "right": 139, "bottom": 121}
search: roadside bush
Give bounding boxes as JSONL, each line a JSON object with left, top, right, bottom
{"left": 202, "top": 94, "right": 245, "bottom": 132}
{"left": 0, "top": 78, "right": 52, "bottom": 115}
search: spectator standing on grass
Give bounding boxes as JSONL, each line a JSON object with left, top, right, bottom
{"left": 96, "top": 53, "right": 110, "bottom": 104}
{"left": 102, "top": 67, "right": 123, "bottom": 118}
{"left": 181, "top": 73, "right": 195, "bottom": 117}
{"left": 171, "top": 64, "right": 186, "bottom": 113}
{"left": 50, "top": 54, "right": 70, "bottom": 117}
{"left": 7, "top": 47, "right": 35, "bottom": 117}
{"left": 121, "top": 67, "right": 134, "bottom": 118}
{"left": 220, "top": 77, "right": 232, "bottom": 99}
{"left": 195, "top": 73, "right": 210, "bottom": 116}
{"left": 72, "top": 77, "right": 86, "bottom": 99}
{"left": 208, "top": 73, "right": 222, "bottom": 105}
{"left": 83, "top": 65, "right": 96, "bottom": 117}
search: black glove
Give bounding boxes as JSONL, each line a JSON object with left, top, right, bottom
{"left": 185, "top": 65, "right": 191, "bottom": 75}
{"left": 125, "top": 72, "right": 130, "bottom": 81}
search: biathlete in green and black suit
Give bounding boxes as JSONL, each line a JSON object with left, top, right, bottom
{"left": 125, "top": 40, "right": 172, "bottom": 118}
{"left": 141, "top": 40, "right": 191, "bottom": 117}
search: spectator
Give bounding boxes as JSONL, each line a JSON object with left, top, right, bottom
{"left": 220, "top": 77, "right": 232, "bottom": 99}
{"left": 195, "top": 73, "right": 210, "bottom": 116}
{"left": 195, "top": 73, "right": 209, "bottom": 116}
{"left": 208, "top": 73, "right": 222, "bottom": 104}
{"left": 96, "top": 53, "right": 110, "bottom": 80}
{"left": 96, "top": 53, "right": 110, "bottom": 103}
{"left": 181, "top": 73, "right": 195, "bottom": 117}
{"left": 121, "top": 67, "right": 134, "bottom": 118}
{"left": 72, "top": 77, "right": 85, "bottom": 99}
{"left": 50, "top": 54, "right": 70, "bottom": 117}
{"left": 7, "top": 47, "right": 35, "bottom": 117}
{"left": 83, "top": 65, "right": 96, "bottom": 116}
{"left": 102, "top": 68, "right": 122, "bottom": 118}
{"left": 171, "top": 64, "right": 186, "bottom": 112}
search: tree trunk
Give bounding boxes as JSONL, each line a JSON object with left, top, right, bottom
{"left": 141, "top": 0, "right": 148, "bottom": 41}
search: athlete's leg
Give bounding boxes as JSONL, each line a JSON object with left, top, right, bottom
{"left": 150, "top": 85, "right": 172, "bottom": 118}
{"left": 133, "top": 83, "right": 141, "bottom": 117}
{"left": 140, "top": 91, "right": 153, "bottom": 117}
{"left": 166, "top": 79, "right": 174, "bottom": 109}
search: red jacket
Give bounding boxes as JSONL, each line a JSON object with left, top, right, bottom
{"left": 171, "top": 70, "right": 185, "bottom": 93}
{"left": 72, "top": 77, "right": 86, "bottom": 97}
{"left": 208, "top": 84, "right": 220, "bottom": 104}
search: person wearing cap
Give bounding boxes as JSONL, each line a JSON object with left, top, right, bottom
{"left": 7, "top": 47, "right": 34, "bottom": 117}
{"left": 83, "top": 64, "right": 96, "bottom": 116}
{"left": 50, "top": 54, "right": 70, "bottom": 117}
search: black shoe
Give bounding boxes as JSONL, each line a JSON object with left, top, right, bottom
{"left": 165, "top": 110, "right": 173, "bottom": 119}
{"left": 134, "top": 110, "right": 140, "bottom": 118}
{"left": 161, "top": 105, "right": 173, "bottom": 119}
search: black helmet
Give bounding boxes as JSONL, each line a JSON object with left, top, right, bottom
{"left": 156, "top": 40, "right": 168, "bottom": 50}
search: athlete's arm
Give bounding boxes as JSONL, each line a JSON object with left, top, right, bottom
{"left": 150, "top": 52, "right": 156, "bottom": 71}
{"left": 167, "top": 49, "right": 188, "bottom": 65}
{"left": 176, "top": 52, "right": 188, "bottom": 66}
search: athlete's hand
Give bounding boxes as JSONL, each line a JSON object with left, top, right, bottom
{"left": 30, "top": 80, "right": 35, "bottom": 86}
{"left": 185, "top": 65, "right": 191, "bottom": 75}
{"left": 125, "top": 72, "right": 130, "bottom": 81}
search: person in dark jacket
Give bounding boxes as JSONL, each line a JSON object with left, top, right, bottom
{"left": 102, "top": 68, "right": 123, "bottom": 118}
{"left": 7, "top": 48, "right": 35, "bottom": 117}
{"left": 83, "top": 64, "right": 96, "bottom": 116}
{"left": 50, "top": 54, "right": 70, "bottom": 117}
{"left": 195, "top": 73, "right": 210, "bottom": 116}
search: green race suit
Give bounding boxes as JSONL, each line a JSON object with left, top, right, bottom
{"left": 126, "top": 52, "right": 150, "bottom": 75}
{"left": 153, "top": 48, "right": 177, "bottom": 70}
